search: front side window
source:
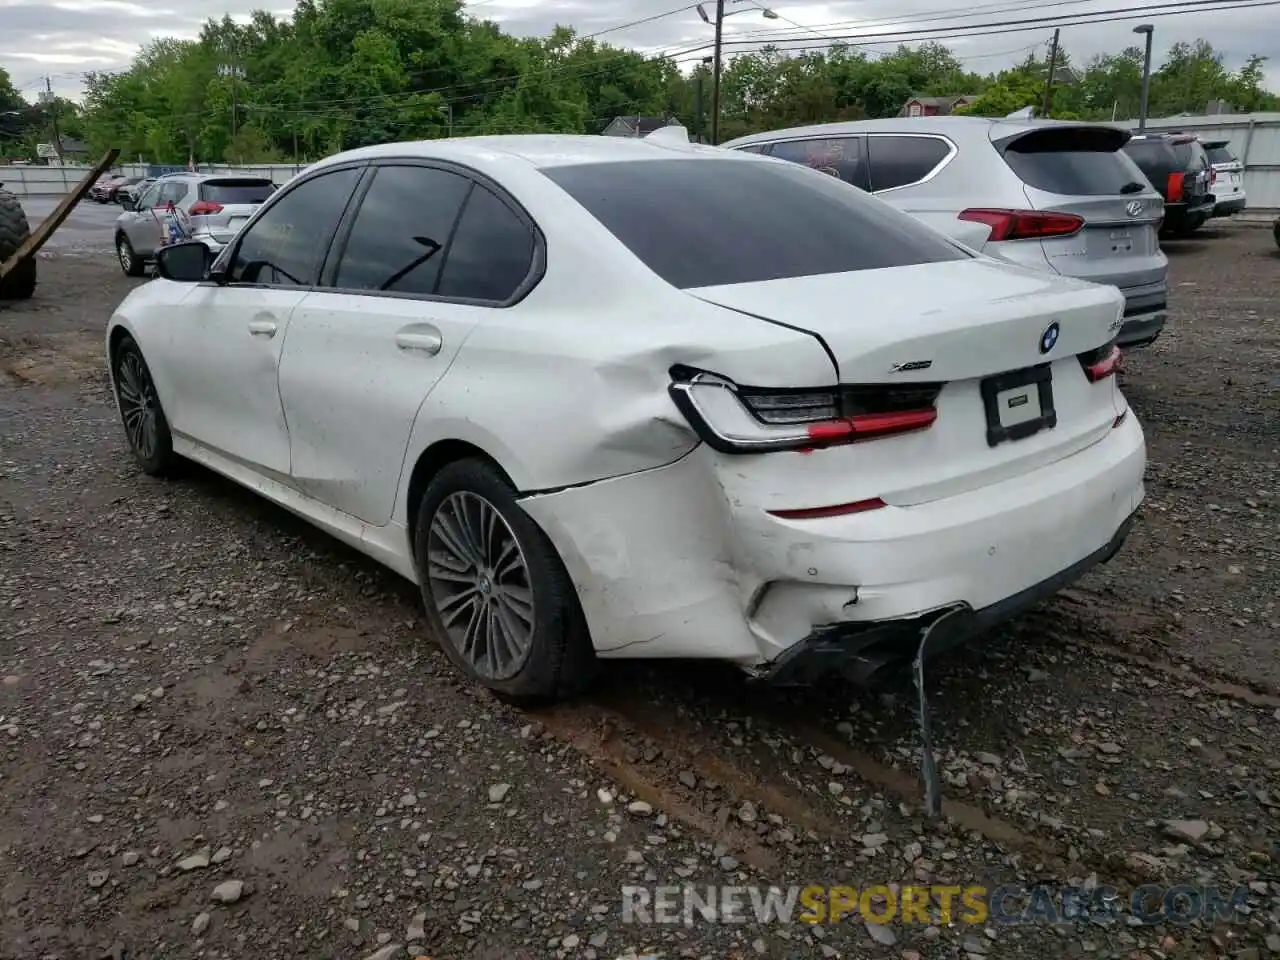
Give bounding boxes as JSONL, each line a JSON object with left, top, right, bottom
{"left": 867, "top": 135, "right": 951, "bottom": 192}
{"left": 136, "top": 185, "right": 163, "bottom": 208}
{"left": 542, "top": 157, "right": 967, "bottom": 290}
{"left": 768, "top": 137, "right": 867, "bottom": 189}
{"left": 228, "top": 167, "right": 363, "bottom": 286}
{"left": 332, "top": 165, "right": 472, "bottom": 295}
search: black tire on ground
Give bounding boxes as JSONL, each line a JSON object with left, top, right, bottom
{"left": 413, "top": 458, "right": 596, "bottom": 704}
{"left": 0, "top": 188, "right": 36, "bottom": 301}
{"left": 1273, "top": 218, "right": 1279, "bottom": 250}
{"left": 116, "top": 233, "right": 145, "bottom": 278}
{"left": 111, "top": 334, "right": 180, "bottom": 476}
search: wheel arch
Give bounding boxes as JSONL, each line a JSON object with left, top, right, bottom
{"left": 404, "top": 439, "right": 516, "bottom": 559}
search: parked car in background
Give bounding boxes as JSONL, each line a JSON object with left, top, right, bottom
{"left": 1122, "top": 133, "right": 1215, "bottom": 236}
{"left": 722, "top": 117, "right": 1169, "bottom": 349}
{"left": 105, "top": 176, "right": 144, "bottom": 204}
{"left": 1200, "top": 138, "right": 1247, "bottom": 217}
{"left": 89, "top": 174, "right": 129, "bottom": 203}
{"left": 105, "top": 132, "right": 1144, "bottom": 702}
{"left": 118, "top": 177, "right": 157, "bottom": 205}
{"left": 113, "top": 174, "right": 278, "bottom": 276}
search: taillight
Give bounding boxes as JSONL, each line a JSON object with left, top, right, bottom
{"left": 1209, "top": 169, "right": 1218, "bottom": 185}
{"left": 1078, "top": 342, "right": 1122, "bottom": 382}
{"left": 667, "top": 366, "right": 942, "bottom": 455}
{"left": 1166, "top": 172, "right": 1184, "bottom": 203}
{"left": 189, "top": 201, "right": 224, "bottom": 215}
{"left": 958, "top": 208, "right": 1085, "bottom": 242}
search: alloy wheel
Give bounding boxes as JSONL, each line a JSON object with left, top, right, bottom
{"left": 118, "top": 239, "right": 132, "bottom": 273}
{"left": 115, "top": 350, "right": 159, "bottom": 462}
{"left": 426, "top": 491, "right": 535, "bottom": 681}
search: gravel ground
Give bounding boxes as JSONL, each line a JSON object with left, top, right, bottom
{"left": 1, "top": 222, "right": 1278, "bottom": 960}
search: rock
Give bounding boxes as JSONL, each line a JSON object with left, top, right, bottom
{"left": 87, "top": 870, "right": 109, "bottom": 889}
{"left": 677, "top": 771, "right": 697, "bottom": 789}
{"left": 864, "top": 921, "right": 896, "bottom": 945}
{"left": 362, "top": 947, "right": 403, "bottom": 960}
{"left": 178, "top": 851, "right": 211, "bottom": 871}
{"left": 963, "top": 935, "right": 992, "bottom": 954}
{"left": 406, "top": 911, "right": 426, "bottom": 942}
{"left": 192, "top": 912, "right": 211, "bottom": 936}
{"left": 562, "top": 933, "right": 581, "bottom": 948}
{"left": 488, "top": 783, "right": 512, "bottom": 803}
{"left": 589, "top": 932, "right": 608, "bottom": 948}
{"left": 1097, "top": 742, "right": 1123, "bottom": 755}
{"left": 211, "top": 880, "right": 245, "bottom": 904}
{"left": 597, "top": 788, "right": 614, "bottom": 805}
{"left": 627, "top": 800, "right": 653, "bottom": 816}
{"left": 399, "top": 793, "right": 418, "bottom": 808}
{"left": 1163, "top": 819, "right": 1210, "bottom": 843}
{"left": 120, "top": 851, "right": 139, "bottom": 867}
{"left": 1265, "top": 934, "right": 1280, "bottom": 953}
{"left": 738, "top": 802, "right": 758, "bottom": 823}
{"left": 719, "top": 855, "right": 739, "bottom": 871}
{"left": 974, "top": 752, "right": 1002, "bottom": 766}
{"left": 211, "top": 846, "right": 232, "bottom": 865}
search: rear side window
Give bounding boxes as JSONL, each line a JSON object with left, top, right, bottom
{"left": 542, "top": 157, "right": 968, "bottom": 290}
{"left": 768, "top": 137, "right": 868, "bottom": 190}
{"left": 1000, "top": 127, "right": 1149, "bottom": 196}
{"left": 333, "top": 165, "right": 471, "bottom": 295}
{"left": 201, "top": 179, "right": 277, "bottom": 204}
{"left": 436, "top": 184, "right": 536, "bottom": 302}
{"left": 867, "top": 136, "right": 951, "bottom": 192}
{"left": 735, "top": 144, "right": 767, "bottom": 154}
{"left": 1205, "top": 145, "right": 1236, "bottom": 164}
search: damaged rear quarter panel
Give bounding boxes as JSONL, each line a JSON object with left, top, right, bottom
{"left": 394, "top": 266, "right": 837, "bottom": 504}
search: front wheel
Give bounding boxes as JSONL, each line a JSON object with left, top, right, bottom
{"left": 414, "top": 459, "right": 595, "bottom": 704}
{"left": 112, "top": 334, "right": 179, "bottom": 476}
{"left": 116, "top": 234, "right": 145, "bottom": 278}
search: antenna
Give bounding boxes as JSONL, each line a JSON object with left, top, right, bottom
{"left": 644, "top": 125, "right": 691, "bottom": 145}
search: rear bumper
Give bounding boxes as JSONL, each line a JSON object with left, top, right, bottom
{"left": 521, "top": 414, "right": 1146, "bottom": 673}
{"left": 1213, "top": 196, "right": 1246, "bottom": 217}
{"left": 1117, "top": 306, "right": 1165, "bottom": 349}
{"left": 764, "top": 509, "right": 1137, "bottom": 685}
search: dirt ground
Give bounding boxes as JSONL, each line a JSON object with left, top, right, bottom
{"left": 1, "top": 226, "right": 1278, "bottom": 960}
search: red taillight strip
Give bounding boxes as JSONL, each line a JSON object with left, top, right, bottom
{"left": 768, "top": 497, "right": 888, "bottom": 520}
{"left": 958, "top": 208, "right": 1085, "bottom": 242}
{"left": 1167, "top": 172, "right": 1185, "bottom": 202}
{"left": 1083, "top": 345, "right": 1122, "bottom": 382}
{"left": 806, "top": 408, "right": 937, "bottom": 444}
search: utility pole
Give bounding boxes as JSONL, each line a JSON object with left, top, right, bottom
{"left": 1042, "top": 29, "right": 1060, "bottom": 118}
{"left": 447, "top": 102, "right": 454, "bottom": 137}
{"left": 44, "top": 76, "right": 61, "bottom": 158}
{"left": 694, "top": 58, "right": 711, "bottom": 143}
{"left": 710, "top": 0, "right": 725, "bottom": 145}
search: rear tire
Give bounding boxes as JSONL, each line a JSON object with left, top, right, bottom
{"left": 116, "top": 233, "right": 145, "bottom": 278}
{"left": 112, "top": 334, "right": 179, "bottom": 476}
{"left": 0, "top": 189, "right": 36, "bottom": 301}
{"left": 413, "top": 458, "right": 595, "bottom": 704}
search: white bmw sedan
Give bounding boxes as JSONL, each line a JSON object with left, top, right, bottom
{"left": 106, "top": 131, "right": 1145, "bottom": 702}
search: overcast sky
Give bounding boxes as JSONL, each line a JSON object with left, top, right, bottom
{"left": 4, "top": 0, "right": 1278, "bottom": 104}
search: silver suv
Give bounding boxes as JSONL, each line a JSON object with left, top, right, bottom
{"left": 722, "top": 117, "right": 1169, "bottom": 349}
{"left": 114, "top": 173, "right": 277, "bottom": 277}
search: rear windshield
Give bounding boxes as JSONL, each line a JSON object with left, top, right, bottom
{"left": 200, "top": 179, "right": 277, "bottom": 204}
{"left": 540, "top": 157, "right": 968, "bottom": 289}
{"left": 1205, "top": 144, "right": 1236, "bottom": 164}
{"left": 1000, "top": 127, "right": 1148, "bottom": 196}
{"left": 1171, "top": 142, "right": 1207, "bottom": 170}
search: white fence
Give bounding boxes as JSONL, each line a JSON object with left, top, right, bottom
{"left": 0, "top": 162, "right": 308, "bottom": 198}
{"left": 1122, "top": 111, "right": 1280, "bottom": 212}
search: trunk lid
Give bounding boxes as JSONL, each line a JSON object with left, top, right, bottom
{"left": 990, "top": 123, "right": 1166, "bottom": 293}
{"left": 687, "top": 258, "right": 1126, "bottom": 504}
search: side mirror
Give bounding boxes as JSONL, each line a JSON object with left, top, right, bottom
{"left": 155, "top": 241, "right": 212, "bottom": 283}
{"left": 120, "top": 197, "right": 137, "bottom": 211}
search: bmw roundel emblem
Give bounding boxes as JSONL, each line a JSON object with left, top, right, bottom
{"left": 1039, "top": 321, "right": 1060, "bottom": 354}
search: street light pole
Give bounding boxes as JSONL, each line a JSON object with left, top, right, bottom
{"left": 699, "top": 0, "right": 777, "bottom": 146}
{"left": 1134, "top": 24, "right": 1154, "bottom": 132}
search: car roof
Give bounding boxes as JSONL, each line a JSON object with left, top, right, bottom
{"left": 306, "top": 132, "right": 742, "bottom": 175}
{"left": 720, "top": 116, "right": 1134, "bottom": 150}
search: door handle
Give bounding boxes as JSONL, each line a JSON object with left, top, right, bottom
{"left": 395, "top": 327, "right": 443, "bottom": 355}
{"left": 248, "top": 320, "right": 277, "bottom": 338}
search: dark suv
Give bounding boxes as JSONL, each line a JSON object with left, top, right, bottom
{"left": 1123, "top": 133, "right": 1215, "bottom": 237}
